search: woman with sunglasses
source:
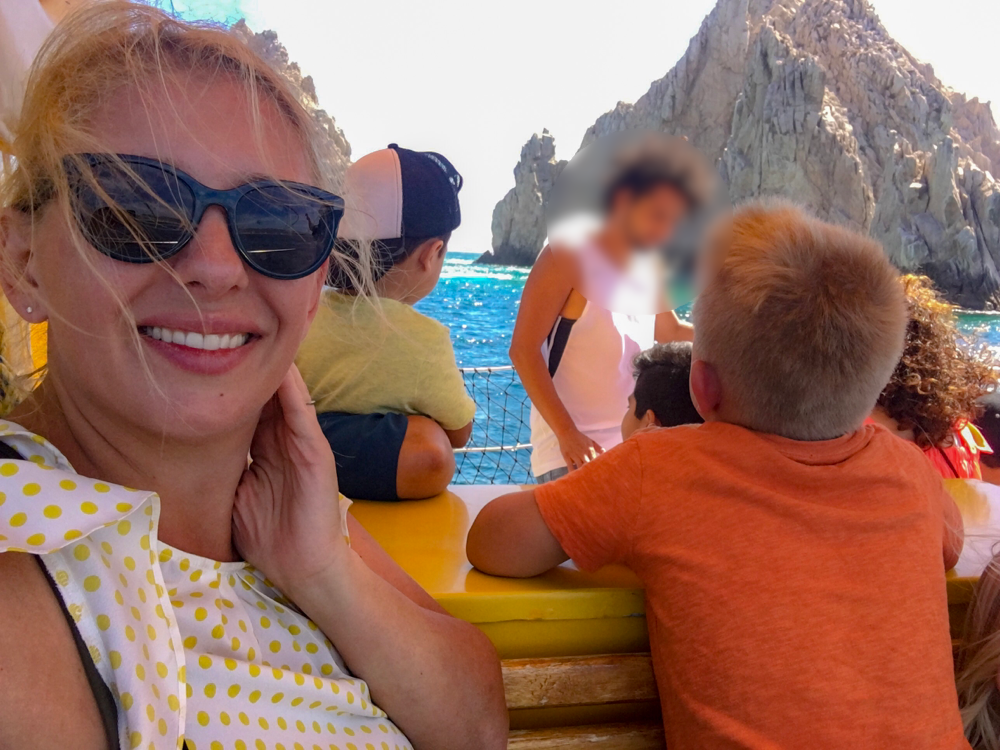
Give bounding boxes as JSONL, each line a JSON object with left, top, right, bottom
{"left": 0, "top": 4, "right": 506, "bottom": 749}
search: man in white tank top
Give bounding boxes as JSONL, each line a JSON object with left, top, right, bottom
{"left": 510, "top": 158, "right": 697, "bottom": 481}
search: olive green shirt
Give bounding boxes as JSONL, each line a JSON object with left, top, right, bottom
{"left": 296, "top": 290, "right": 475, "bottom": 430}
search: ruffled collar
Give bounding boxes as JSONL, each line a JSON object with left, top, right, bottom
{"left": 0, "top": 419, "right": 156, "bottom": 553}
{"left": 0, "top": 419, "right": 187, "bottom": 750}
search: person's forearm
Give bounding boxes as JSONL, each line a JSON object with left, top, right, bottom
{"left": 467, "top": 490, "right": 569, "bottom": 577}
{"left": 943, "top": 495, "right": 964, "bottom": 571}
{"left": 511, "top": 347, "right": 576, "bottom": 437}
{"left": 285, "top": 552, "right": 507, "bottom": 750}
{"left": 672, "top": 320, "right": 694, "bottom": 341}
{"left": 656, "top": 321, "right": 694, "bottom": 343}
{"left": 655, "top": 310, "right": 694, "bottom": 343}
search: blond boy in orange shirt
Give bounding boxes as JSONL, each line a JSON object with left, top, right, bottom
{"left": 467, "top": 202, "right": 969, "bottom": 749}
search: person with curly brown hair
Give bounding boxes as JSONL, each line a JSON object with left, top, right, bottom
{"left": 871, "top": 274, "right": 997, "bottom": 479}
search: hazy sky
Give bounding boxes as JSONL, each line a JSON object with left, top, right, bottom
{"left": 206, "top": 0, "right": 999, "bottom": 253}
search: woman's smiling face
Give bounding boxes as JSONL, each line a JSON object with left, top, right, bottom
{"left": 22, "top": 74, "right": 326, "bottom": 439}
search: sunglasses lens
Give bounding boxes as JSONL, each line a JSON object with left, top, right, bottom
{"left": 234, "top": 185, "right": 339, "bottom": 279}
{"left": 73, "top": 159, "right": 195, "bottom": 262}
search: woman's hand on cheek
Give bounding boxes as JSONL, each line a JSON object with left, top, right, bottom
{"left": 232, "top": 365, "right": 347, "bottom": 595}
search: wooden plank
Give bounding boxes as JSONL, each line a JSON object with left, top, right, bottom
{"left": 507, "top": 723, "right": 666, "bottom": 749}
{"left": 503, "top": 654, "right": 658, "bottom": 710}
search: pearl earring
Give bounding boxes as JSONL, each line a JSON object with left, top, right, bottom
{"left": 25, "top": 306, "right": 32, "bottom": 314}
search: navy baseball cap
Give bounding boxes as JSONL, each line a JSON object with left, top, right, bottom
{"left": 337, "top": 144, "right": 463, "bottom": 242}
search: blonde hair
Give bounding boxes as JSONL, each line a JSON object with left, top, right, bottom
{"left": 958, "top": 553, "right": 1000, "bottom": 749}
{"left": 0, "top": 1, "right": 372, "bottom": 409}
{"left": 692, "top": 200, "right": 907, "bottom": 440}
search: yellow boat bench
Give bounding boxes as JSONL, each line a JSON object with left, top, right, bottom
{"left": 946, "top": 479, "right": 1000, "bottom": 648}
{"left": 349, "top": 480, "right": 997, "bottom": 749}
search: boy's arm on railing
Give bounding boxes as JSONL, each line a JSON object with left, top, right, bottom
{"left": 467, "top": 489, "right": 569, "bottom": 577}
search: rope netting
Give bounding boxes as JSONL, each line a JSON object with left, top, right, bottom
{"left": 453, "top": 366, "right": 535, "bottom": 485}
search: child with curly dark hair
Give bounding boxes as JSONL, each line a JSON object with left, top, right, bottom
{"left": 620, "top": 342, "right": 704, "bottom": 440}
{"left": 871, "top": 274, "right": 998, "bottom": 479}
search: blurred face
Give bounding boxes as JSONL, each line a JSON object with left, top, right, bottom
{"left": 12, "top": 75, "right": 325, "bottom": 440}
{"left": 615, "top": 185, "right": 688, "bottom": 250}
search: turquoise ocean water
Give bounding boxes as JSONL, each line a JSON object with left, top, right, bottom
{"left": 415, "top": 253, "right": 533, "bottom": 482}
{"left": 421, "top": 251, "right": 1000, "bottom": 365}
{"left": 416, "top": 253, "right": 529, "bottom": 368}
{"left": 418, "top": 251, "right": 1000, "bottom": 483}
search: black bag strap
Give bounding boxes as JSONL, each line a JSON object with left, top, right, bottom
{"left": 2, "top": 439, "right": 190, "bottom": 750}
{"left": 936, "top": 445, "right": 962, "bottom": 479}
{"left": 546, "top": 317, "right": 577, "bottom": 378}
{"left": 36, "top": 556, "right": 121, "bottom": 749}
{"left": 0, "top": 440, "right": 23, "bottom": 461}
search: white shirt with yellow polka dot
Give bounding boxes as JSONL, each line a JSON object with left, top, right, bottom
{"left": 0, "top": 420, "right": 412, "bottom": 750}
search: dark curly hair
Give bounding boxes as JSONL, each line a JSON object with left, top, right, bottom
{"left": 876, "top": 275, "right": 998, "bottom": 449}
{"left": 632, "top": 342, "right": 703, "bottom": 427}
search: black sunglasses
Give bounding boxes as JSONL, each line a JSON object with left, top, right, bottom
{"left": 64, "top": 153, "right": 344, "bottom": 280}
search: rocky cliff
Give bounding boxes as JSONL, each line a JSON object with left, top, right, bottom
{"left": 232, "top": 20, "right": 351, "bottom": 181}
{"left": 484, "top": 0, "right": 1000, "bottom": 308}
{"left": 482, "top": 130, "right": 565, "bottom": 266}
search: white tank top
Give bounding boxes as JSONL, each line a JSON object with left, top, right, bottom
{"left": 529, "top": 242, "right": 659, "bottom": 476}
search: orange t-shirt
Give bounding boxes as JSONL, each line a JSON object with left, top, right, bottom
{"left": 535, "top": 422, "right": 968, "bottom": 750}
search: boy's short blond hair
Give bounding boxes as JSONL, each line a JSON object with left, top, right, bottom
{"left": 693, "top": 201, "right": 906, "bottom": 440}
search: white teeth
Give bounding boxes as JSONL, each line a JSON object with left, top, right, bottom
{"left": 140, "top": 326, "right": 250, "bottom": 350}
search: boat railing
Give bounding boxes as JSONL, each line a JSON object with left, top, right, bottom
{"left": 454, "top": 365, "right": 535, "bottom": 485}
